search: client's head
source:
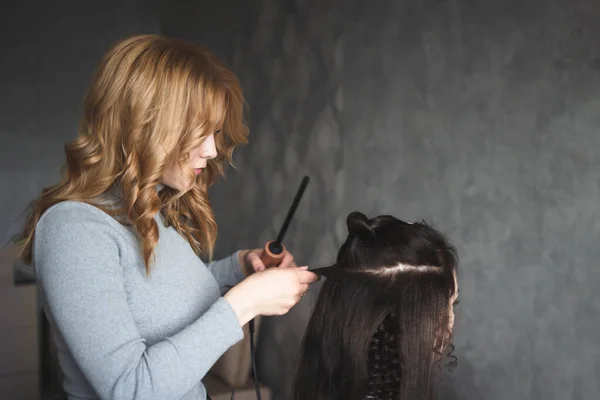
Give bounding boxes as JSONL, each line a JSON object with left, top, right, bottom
{"left": 293, "top": 211, "right": 459, "bottom": 400}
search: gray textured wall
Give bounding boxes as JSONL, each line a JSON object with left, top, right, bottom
{"left": 1, "top": 0, "right": 599, "bottom": 399}
{"left": 163, "top": 0, "right": 600, "bottom": 399}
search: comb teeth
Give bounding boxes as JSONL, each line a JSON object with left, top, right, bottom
{"left": 310, "top": 266, "right": 338, "bottom": 277}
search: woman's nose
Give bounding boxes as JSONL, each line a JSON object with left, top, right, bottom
{"left": 200, "top": 134, "right": 217, "bottom": 159}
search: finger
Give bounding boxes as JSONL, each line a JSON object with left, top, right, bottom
{"left": 294, "top": 266, "right": 321, "bottom": 282}
{"left": 296, "top": 270, "right": 319, "bottom": 283}
{"left": 278, "top": 251, "right": 295, "bottom": 268}
{"left": 247, "top": 251, "right": 266, "bottom": 272}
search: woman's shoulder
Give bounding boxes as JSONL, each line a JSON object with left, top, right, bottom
{"left": 40, "top": 200, "right": 115, "bottom": 223}
{"left": 36, "top": 200, "right": 128, "bottom": 241}
{"left": 32, "top": 201, "right": 135, "bottom": 284}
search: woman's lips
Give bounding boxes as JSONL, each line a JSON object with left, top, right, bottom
{"left": 194, "top": 168, "right": 203, "bottom": 175}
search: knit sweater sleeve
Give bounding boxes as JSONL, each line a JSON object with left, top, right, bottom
{"left": 34, "top": 202, "right": 244, "bottom": 400}
{"left": 207, "top": 250, "right": 246, "bottom": 295}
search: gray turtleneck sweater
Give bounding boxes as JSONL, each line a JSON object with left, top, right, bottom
{"left": 33, "top": 200, "right": 246, "bottom": 400}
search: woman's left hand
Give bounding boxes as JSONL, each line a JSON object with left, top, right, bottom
{"left": 239, "top": 247, "right": 298, "bottom": 275}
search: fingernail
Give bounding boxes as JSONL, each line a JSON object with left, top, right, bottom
{"left": 299, "top": 266, "right": 308, "bottom": 270}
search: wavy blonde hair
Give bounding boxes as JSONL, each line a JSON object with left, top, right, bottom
{"left": 18, "top": 34, "right": 249, "bottom": 273}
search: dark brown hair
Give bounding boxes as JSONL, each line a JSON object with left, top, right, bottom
{"left": 293, "top": 212, "right": 459, "bottom": 400}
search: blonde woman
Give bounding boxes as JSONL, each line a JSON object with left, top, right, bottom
{"left": 17, "top": 35, "right": 317, "bottom": 400}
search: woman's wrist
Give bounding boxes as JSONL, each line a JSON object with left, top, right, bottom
{"left": 223, "top": 284, "right": 256, "bottom": 326}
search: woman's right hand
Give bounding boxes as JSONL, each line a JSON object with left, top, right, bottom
{"left": 223, "top": 266, "right": 318, "bottom": 326}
